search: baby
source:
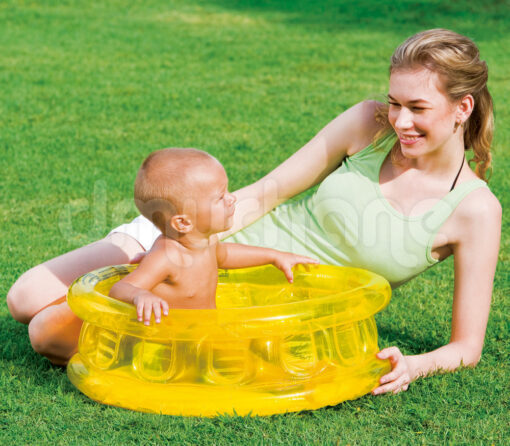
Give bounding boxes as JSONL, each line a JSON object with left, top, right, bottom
{"left": 109, "top": 148, "right": 317, "bottom": 325}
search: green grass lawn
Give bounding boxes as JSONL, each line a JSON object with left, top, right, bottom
{"left": 1, "top": 0, "right": 509, "bottom": 444}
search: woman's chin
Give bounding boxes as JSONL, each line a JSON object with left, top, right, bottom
{"left": 399, "top": 142, "right": 427, "bottom": 159}
{"left": 401, "top": 149, "right": 422, "bottom": 159}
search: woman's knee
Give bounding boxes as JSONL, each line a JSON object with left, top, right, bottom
{"left": 28, "top": 304, "right": 82, "bottom": 365}
{"left": 7, "top": 233, "right": 143, "bottom": 325}
{"left": 28, "top": 320, "right": 68, "bottom": 366}
{"left": 28, "top": 312, "right": 49, "bottom": 355}
{"left": 6, "top": 268, "right": 49, "bottom": 324}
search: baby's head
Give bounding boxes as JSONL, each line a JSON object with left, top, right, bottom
{"left": 135, "top": 148, "right": 236, "bottom": 238}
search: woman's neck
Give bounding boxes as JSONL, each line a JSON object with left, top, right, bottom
{"left": 400, "top": 131, "right": 466, "bottom": 180}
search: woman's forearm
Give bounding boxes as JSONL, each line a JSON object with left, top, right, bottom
{"left": 406, "top": 341, "right": 482, "bottom": 382}
{"left": 219, "top": 103, "right": 377, "bottom": 241}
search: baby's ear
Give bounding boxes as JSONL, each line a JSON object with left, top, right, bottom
{"left": 170, "top": 214, "right": 193, "bottom": 234}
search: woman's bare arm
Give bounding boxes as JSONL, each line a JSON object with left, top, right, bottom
{"left": 219, "top": 100, "right": 383, "bottom": 239}
{"left": 373, "top": 190, "right": 502, "bottom": 394}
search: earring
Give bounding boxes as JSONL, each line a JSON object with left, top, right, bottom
{"left": 454, "top": 120, "right": 462, "bottom": 132}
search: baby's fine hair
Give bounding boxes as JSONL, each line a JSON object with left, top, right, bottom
{"left": 134, "top": 148, "right": 218, "bottom": 235}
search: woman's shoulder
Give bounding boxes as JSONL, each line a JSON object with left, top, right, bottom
{"left": 452, "top": 181, "right": 502, "bottom": 240}
{"left": 437, "top": 180, "right": 500, "bottom": 256}
{"left": 345, "top": 100, "right": 390, "bottom": 156}
{"left": 462, "top": 185, "right": 501, "bottom": 218}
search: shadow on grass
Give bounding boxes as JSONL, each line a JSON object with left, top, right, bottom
{"left": 0, "top": 316, "right": 69, "bottom": 387}
{"left": 377, "top": 323, "right": 444, "bottom": 354}
{"left": 206, "top": 0, "right": 510, "bottom": 39}
{"left": 0, "top": 317, "right": 33, "bottom": 363}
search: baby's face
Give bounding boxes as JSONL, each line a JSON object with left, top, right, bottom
{"left": 189, "top": 162, "right": 236, "bottom": 235}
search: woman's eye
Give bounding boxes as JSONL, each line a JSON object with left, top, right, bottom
{"left": 388, "top": 102, "right": 400, "bottom": 107}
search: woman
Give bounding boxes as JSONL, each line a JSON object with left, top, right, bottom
{"left": 7, "top": 29, "right": 501, "bottom": 395}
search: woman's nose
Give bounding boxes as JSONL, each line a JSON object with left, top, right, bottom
{"left": 394, "top": 108, "right": 413, "bottom": 130}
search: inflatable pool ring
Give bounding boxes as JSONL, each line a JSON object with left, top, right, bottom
{"left": 67, "top": 264, "right": 391, "bottom": 417}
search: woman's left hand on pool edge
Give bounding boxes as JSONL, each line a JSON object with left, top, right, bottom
{"left": 372, "top": 346, "right": 413, "bottom": 395}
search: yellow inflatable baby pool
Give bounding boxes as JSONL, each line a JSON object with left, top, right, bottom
{"left": 66, "top": 264, "right": 391, "bottom": 416}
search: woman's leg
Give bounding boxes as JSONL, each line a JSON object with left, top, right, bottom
{"left": 6, "top": 232, "right": 144, "bottom": 365}
{"left": 28, "top": 301, "right": 84, "bottom": 365}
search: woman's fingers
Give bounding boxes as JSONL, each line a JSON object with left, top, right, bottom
{"left": 377, "top": 346, "right": 404, "bottom": 366}
{"left": 388, "top": 373, "right": 410, "bottom": 394}
{"left": 372, "top": 346, "right": 411, "bottom": 395}
{"left": 378, "top": 355, "right": 406, "bottom": 382}
{"left": 378, "top": 367, "right": 403, "bottom": 385}
{"left": 393, "top": 378, "right": 410, "bottom": 394}
{"left": 377, "top": 346, "right": 402, "bottom": 359}
{"left": 373, "top": 373, "right": 410, "bottom": 395}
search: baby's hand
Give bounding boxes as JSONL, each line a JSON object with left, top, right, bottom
{"left": 132, "top": 291, "right": 169, "bottom": 326}
{"left": 272, "top": 252, "right": 319, "bottom": 283}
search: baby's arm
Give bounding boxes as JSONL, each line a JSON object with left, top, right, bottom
{"left": 216, "top": 242, "right": 318, "bottom": 283}
{"left": 109, "top": 248, "right": 171, "bottom": 325}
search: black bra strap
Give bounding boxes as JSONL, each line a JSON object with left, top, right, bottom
{"left": 450, "top": 153, "right": 466, "bottom": 192}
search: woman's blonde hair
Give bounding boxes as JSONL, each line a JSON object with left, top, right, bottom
{"left": 375, "top": 28, "right": 493, "bottom": 181}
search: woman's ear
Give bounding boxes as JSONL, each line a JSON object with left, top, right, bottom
{"left": 457, "top": 94, "right": 474, "bottom": 124}
{"left": 170, "top": 215, "right": 193, "bottom": 234}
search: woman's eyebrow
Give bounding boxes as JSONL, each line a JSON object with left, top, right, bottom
{"left": 387, "top": 94, "right": 430, "bottom": 104}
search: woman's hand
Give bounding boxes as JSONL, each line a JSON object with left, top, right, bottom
{"left": 372, "top": 346, "right": 413, "bottom": 395}
{"left": 272, "top": 252, "right": 319, "bottom": 283}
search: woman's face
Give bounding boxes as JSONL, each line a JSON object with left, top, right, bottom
{"left": 387, "top": 67, "right": 459, "bottom": 160}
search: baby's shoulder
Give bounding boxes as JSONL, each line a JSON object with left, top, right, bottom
{"left": 149, "top": 237, "right": 187, "bottom": 268}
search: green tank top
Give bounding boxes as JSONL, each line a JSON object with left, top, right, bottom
{"left": 226, "top": 132, "right": 488, "bottom": 288}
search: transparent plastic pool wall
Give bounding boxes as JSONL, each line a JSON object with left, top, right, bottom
{"left": 67, "top": 264, "right": 391, "bottom": 416}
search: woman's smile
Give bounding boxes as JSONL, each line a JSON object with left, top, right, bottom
{"left": 398, "top": 134, "right": 423, "bottom": 146}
